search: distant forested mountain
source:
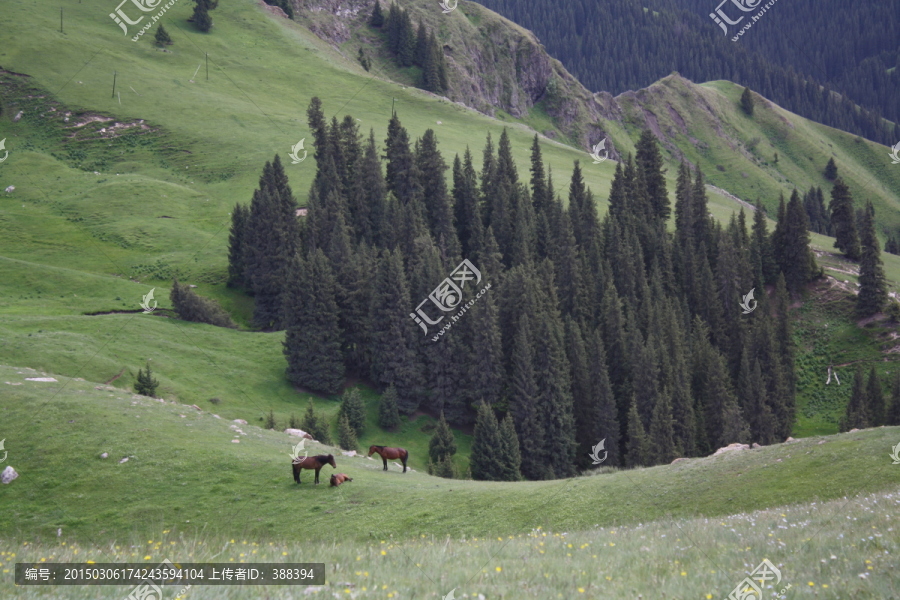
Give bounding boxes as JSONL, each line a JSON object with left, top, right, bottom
{"left": 474, "top": 0, "right": 900, "bottom": 145}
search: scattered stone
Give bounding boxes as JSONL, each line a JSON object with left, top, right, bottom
{"left": 25, "top": 377, "right": 57, "bottom": 382}
{"left": 179, "top": 414, "right": 186, "bottom": 418}
{"left": 231, "top": 439, "right": 240, "bottom": 443}
{"left": 785, "top": 437, "right": 799, "bottom": 443}
{"left": 2, "top": 466, "right": 19, "bottom": 484}
{"left": 100, "top": 452, "right": 108, "bottom": 459}
{"left": 234, "top": 419, "right": 248, "bottom": 425}
{"left": 817, "top": 440, "right": 827, "bottom": 444}
{"left": 671, "top": 457, "right": 689, "bottom": 464}
{"left": 13, "top": 110, "right": 23, "bottom": 122}
{"left": 119, "top": 457, "right": 129, "bottom": 464}
{"left": 713, "top": 443, "right": 750, "bottom": 456}
{"left": 4, "top": 186, "right": 14, "bottom": 194}
{"left": 212, "top": 414, "right": 221, "bottom": 419}
{"left": 775, "top": 458, "right": 782, "bottom": 463}
{"left": 284, "top": 428, "right": 314, "bottom": 440}
{"left": 849, "top": 429, "right": 859, "bottom": 433}
{"left": 751, "top": 443, "right": 761, "bottom": 449}
{"left": 190, "top": 404, "right": 201, "bottom": 411}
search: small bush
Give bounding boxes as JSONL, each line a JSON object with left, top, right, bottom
{"left": 264, "top": 410, "right": 277, "bottom": 430}
{"left": 208, "top": 397, "right": 220, "bottom": 405}
{"left": 134, "top": 362, "right": 159, "bottom": 397}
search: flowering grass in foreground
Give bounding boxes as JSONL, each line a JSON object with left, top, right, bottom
{"left": 2, "top": 488, "right": 897, "bottom": 599}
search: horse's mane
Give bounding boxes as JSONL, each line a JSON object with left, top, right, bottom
{"left": 312, "top": 454, "right": 333, "bottom": 461}
{"left": 371, "top": 445, "right": 384, "bottom": 450}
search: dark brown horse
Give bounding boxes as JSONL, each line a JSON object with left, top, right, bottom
{"left": 292, "top": 454, "right": 336, "bottom": 485}
{"left": 368, "top": 445, "right": 408, "bottom": 473}
{"left": 330, "top": 473, "right": 353, "bottom": 487}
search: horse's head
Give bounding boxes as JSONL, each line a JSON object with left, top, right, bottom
{"left": 368, "top": 445, "right": 378, "bottom": 457}
{"left": 329, "top": 474, "right": 337, "bottom": 486}
{"left": 327, "top": 454, "right": 336, "bottom": 469}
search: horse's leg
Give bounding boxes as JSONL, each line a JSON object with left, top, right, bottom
{"left": 293, "top": 465, "right": 300, "bottom": 484}
{"left": 382, "top": 457, "right": 387, "bottom": 471}
{"left": 402, "top": 455, "right": 407, "bottom": 473}
{"left": 315, "top": 467, "right": 321, "bottom": 485}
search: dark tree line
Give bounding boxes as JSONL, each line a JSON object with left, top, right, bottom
{"left": 476, "top": 0, "right": 900, "bottom": 145}
{"left": 370, "top": 1, "right": 448, "bottom": 94}
{"left": 841, "top": 365, "right": 900, "bottom": 431}
{"left": 227, "top": 98, "right": 822, "bottom": 479}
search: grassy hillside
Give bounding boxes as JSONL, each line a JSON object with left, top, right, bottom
{"left": 2, "top": 363, "right": 899, "bottom": 545}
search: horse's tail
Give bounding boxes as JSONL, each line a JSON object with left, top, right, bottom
{"left": 402, "top": 449, "right": 409, "bottom": 464}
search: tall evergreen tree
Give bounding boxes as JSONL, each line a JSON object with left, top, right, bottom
{"left": 829, "top": 178, "right": 860, "bottom": 260}
{"left": 370, "top": 0, "right": 384, "bottom": 27}
{"left": 824, "top": 157, "right": 838, "bottom": 180}
{"left": 648, "top": 392, "right": 677, "bottom": 465}
{"left": 625, "top": 396, "right": 650, "bottom": 468}
{"left": 509, "top": 314, "right": 548, "bottom": 480}
{"left": 134, "top": 361, "right": 159, "bottom": 397}
{"left": 453, "top": 148, "right": 484, "bottom": 258}
{"left": 470, "top": 402, "right": 504, "bottom": 481}
{"left": 282, "top": 249, "right": 345, "bottom": 395}
{"left": 379, "top": 384, "right": 401, "bottom": 430}
{"left": 887, "top": 371, "right": 900, "bottom": 426}
{"left": 337, "top": 412, "right": 358, "bottom": 451}
{"left": 775, "top": 189, "right": 817, "bottom": 292}
{"left": 740, "top": 86, "right": 754, "bottom": 115}
{"left": 227, "top": 203, "right": 249, "bottom": 288}
{"left": 857, "top": 202, "right": 888, "bottom": 317}
{"left": 428, "top": 412, "right": 457, "bottom": 463}
{"left": 498, "top": 414, "right": 523, "bottom": 481}
{"left": 635, "top": 129, "right": 669, "bottom": 222}
{"left": 866, "top": 366, "right": 885, "bottom": 427}
{"left": 369, "top": 249, "right": 425, "bottom": 413}
{"left": 840, "top": 366, "right": 869, "bottom": 431}
{"left": 339, "top": 387, "right": 367, "bottom": 436}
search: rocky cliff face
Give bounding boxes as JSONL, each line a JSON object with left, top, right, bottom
{"left": 287, "top": 0, "right": 615, "bottom": 152}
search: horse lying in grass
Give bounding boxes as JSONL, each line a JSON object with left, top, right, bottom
{"left": 368, "top": 445, "right": 409, "bottom": 473}
{"left": 292, "top": 454, "right": 336, "bottom": 485}
{"left": 330, "top": 473, "right": 352, "bottom": 487}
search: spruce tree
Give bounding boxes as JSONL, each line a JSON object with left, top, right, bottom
{"left": 227, "top": 203, "right": 249, "bottom": 288}
{"left": 301, "top": 400, "right": 332, "bottom": 444}
{"left": 857, "top": 203, "right": 887, "bottom": 317}
{"left": 339, "top": 387, "right": 367, "bottom": 436}
{"left": 453, "top": 148, "right": 484, "bottom": 258}
{"left": 648, "top": 392, "right": 676, "bottom": 465}
{"left": 625, "top": 396, "right": 650, "bottom": 468}
{"left": 154, "top": 24, "right": 173, "bottom": 46}
{"left": 370, "top": 0, "right": 385, "bottom": 27}
{"left": 378, "top": 384, "right": 401, "bottom": 430}
{"left": 190, "top": 1, "right": 212, "bottom": 32}
{"left": 428, "top": 412, "right": 457, "bottom": 463}
{"left": 282, "top": 250, "right": 346, "bottom": 395}
{"left": 415, "top": 21, "right": 428, "bottom": 67}
{"left": 824, "top": 157, "right": 838, "bottom": 180}
{"left": 865, "top": 366, "right": 885, "bottom": 427}
{"left": 635, "top": 129, "right": 669, "bottom": 222}
{"left": 840, "top": 366, "right": 869, "bottom": 431}
{"left": 498, "top": 414, "right": 523, "bottom": 481}
{"left": 740, "top": 86, "right": 754, "bottom": 115}
{"left": 829, "top": 178, "right": 860, "bottom": 260}
{"left": 566, "top": 318, "right": 599, "bottom": 469}
{"left": 470, "top": 402, "right": 504, "bottom": 480}
{"left": 337, "top": 413, "right": 358, "bottom": 451}
{"left": 887, "top": 371, "right": 900, "bottom": 426}
{"left": 134, "top": 361, "right": 159, "bottom": 398}
{"left": 509, "top": 314, "right": 547, "bottom": 480}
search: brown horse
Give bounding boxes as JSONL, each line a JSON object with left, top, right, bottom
{"left": 292, "top": 454, "right": 336, "bottom": 485}
{"left": 330, "top": 473, "right": 353, "bottom": 487}
{"left": 368, "top": 445, "right": 408, "bottom": 473}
